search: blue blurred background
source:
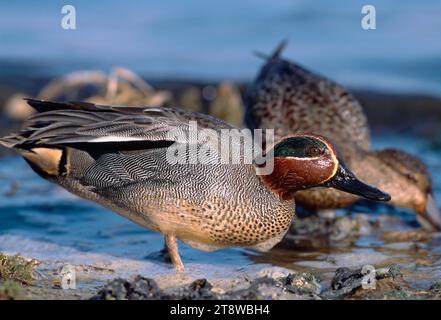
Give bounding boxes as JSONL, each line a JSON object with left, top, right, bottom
{"left": 1, "top": 0, "right": 440, "bottom": 96}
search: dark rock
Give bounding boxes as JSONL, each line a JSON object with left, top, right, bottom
{"left": 224, "top": 277, "right": 282, "bottom": 300}
{"left": 322, "top": 265, "right": 402, "bottom": 299}
{"left": 90, "top": 273, "right": 324, "bottom": 300}
{"left": 91, "top": 276, "right": 162, "bottom": 300}
{"left": 175, "top": 278, "right": 217, "bottom": 300}
{"left": 330, "top": 267, "right": 365, "bottom": 296}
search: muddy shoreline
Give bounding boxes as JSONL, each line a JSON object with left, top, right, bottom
{"left": 1, "top": 77, "right": 441, "bottom": 300}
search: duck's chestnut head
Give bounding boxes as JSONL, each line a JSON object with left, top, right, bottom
{"left": 260, "top": 134, "right": 391, "bottom": 202}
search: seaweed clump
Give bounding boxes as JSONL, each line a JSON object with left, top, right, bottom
{"left": 0, "top": 253, "right": 36, "bottom": 285}
{"left": 0, "top": 253, "right": 38, "bottom": 300}
{"left": 0, "top": 280, "right": 24, "bottom": 300}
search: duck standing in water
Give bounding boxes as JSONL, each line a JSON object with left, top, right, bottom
{"left": 0, "top": 99, "right": 390, "bottom": 271}
{"left": 245, "top": 41, "right": 441, "bottom": 231}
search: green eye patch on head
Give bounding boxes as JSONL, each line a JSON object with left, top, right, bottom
{"left": 273, "top": 136, "right": 327, "bottom": 158}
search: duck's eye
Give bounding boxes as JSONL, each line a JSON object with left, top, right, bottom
{"left": 308, "top": 146, "right": 323, "bottom": 157}
{"left": 405, "top": 173, "right": 417, "bottom": 183}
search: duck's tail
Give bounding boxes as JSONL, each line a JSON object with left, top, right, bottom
{"left": 0, "top": 134, "right": 22, "bottom": 149}
{"left": 0, "top": 131, "right": 65, "bottom": 178}
{"left": 0, "top": 99, "right": 72, "bottom": 178}
{"left": 253, "top": 40, "right": 288, "bottom": 61}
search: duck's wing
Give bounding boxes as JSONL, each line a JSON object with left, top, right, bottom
{"left": 2, "top": 99, "right": 235, "bottom": 151}
{"left": 0, "top": 99, "right": 246, "bottom": 204}
{"left": 245, "top": 42, "right": 371, "bottom": 153}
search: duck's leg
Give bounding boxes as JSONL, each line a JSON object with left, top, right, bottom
{"left": 164, "top": 235, "right": 185, "bottom": 272}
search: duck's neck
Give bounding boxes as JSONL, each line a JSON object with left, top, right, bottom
{"left": 348, "top": 149, "right": 427, "bottom": 208}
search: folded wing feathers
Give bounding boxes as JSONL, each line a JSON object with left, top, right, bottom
{"left": 12, "top": 100, "right": 233, "bottom": 148}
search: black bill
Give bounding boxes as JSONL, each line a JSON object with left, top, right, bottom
{"left": 325, "top": 161, "right": 391, "bottom": 202}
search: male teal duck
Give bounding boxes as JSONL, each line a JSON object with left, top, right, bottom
{"left": 245, "top": 42, "right": 441, "bottom": 231}
{"left": 0, "top": 99, "right": 390, "bottom": 271}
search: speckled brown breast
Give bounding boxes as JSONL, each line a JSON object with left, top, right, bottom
{"left": 245, "top": 56, "right": 372, "bottom": 209}
{"left": 62, "top": 148, "right": 295, "bottom": 251}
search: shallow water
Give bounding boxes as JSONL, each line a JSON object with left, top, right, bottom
{"left": 0, "top": 133, "right": 440, "bottom": 295}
